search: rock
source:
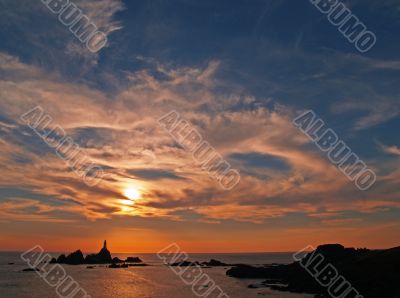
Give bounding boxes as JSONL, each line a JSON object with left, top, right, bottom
{"left": 169, "top": 259, "right": 229, "bottom": 267}
{"left": 226, "top": 264, "right": 273, "bottom": 278}
{"left": 57, "top": 254, "right": 67, "bottom": 264}
{"left": 169, "top": 261, "right": 200, "bottom": 267}
{"left": 226, "top": 244, "right": 400, "bottom": 298}
{"left": 86, "top": 266, "right": 95, "bottom": 269}
{"left": 49, "top": 258, "right": 57, "bottom": 264}
{"left": 22, "top": 268, "right": 40, "bottom": 272}
{"left": 112, "top": 257, "right": 123, "bottom": 263}
{"left": 52, "top": 240, "right": 125, "bottom": 265}
{"left": 202, "top": 259, "right": 229, "bottom": 266}
{"left": 8, "top": 262, "right": 14, "bottom": 265}
{"left": 96, "top": 240, "right": 112, "bottom": 263}
{"left": 125, "top": 257, "right": 142, "bottom": 263}
{"left": 85, "top": 240, "right": 112, "bottom": 264}
{"left": 64, "top": 250, "right": 85, "bottom": 265}
{"left": 109, "top": 263, "right": 129, "bottom": 268}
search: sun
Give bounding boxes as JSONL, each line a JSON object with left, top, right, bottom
{"left": 123, "top": 187, "right": 141, "bottom": 201}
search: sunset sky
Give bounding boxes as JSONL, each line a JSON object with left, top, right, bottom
{"left": 0, "top": 0, "right": 399, "bottom": 253}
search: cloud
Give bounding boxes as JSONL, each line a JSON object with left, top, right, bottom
{"left": 0, "top": 0, "right": 124, "bottom": 74}
{"left": 126, "top": 169, "right": 185, "bottom": 181}
{"left": 381, "top": 144, "right": 400, "bottom": 155}
{"left": 332, "top": 97, "right": 400, "bottom": 130}
{"left": 0, "top": 51, "right": 399, "bottom": 226}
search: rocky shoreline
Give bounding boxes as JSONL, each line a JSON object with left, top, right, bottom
{"left": 226, "top": 244, "right": 400, "bottom": 298}
{"left": 18, "top": 241, "right": 400, "bottom": 297}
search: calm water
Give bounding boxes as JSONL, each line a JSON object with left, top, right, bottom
{"left": 0, "top": 252, "right": 313, "bottom": 298}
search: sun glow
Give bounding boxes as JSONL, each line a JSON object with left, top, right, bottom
{"left": 123, "top": 187, "right": 141, "bottom": 201}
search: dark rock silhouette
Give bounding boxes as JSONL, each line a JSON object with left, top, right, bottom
{"left": 226, "top": 244, "right": 400, "bottom": 298}
{"left": 126, "top": 257, "right": 142, "bottom": 263}
{"left": 57, "top": 254, "right": 67, "bottom": 263}
{"left": 52, "top": 240, "right": 145, "bottom": 266}
{"left": 85, "top": 240, "right": 112, "bottom": 264}
{"left": 109, "top": 263, "right": 129, "bottom": 269}
{"left": 62, "top": 250, "right": 85, "bottom": 265}
{"left": 169, "top": 259, "right": 230, "bottom": 267}
{"left": 169, "top": 260, "right": 200, "bottom": 267}
{"left": 202, "top": 259, "right": 229, "bottom": 266}
{"left": 112, "top": 257, "right": 123, "bottom": 263}
{"left": 22, "top": 268, "right": 40, "bottom": 272}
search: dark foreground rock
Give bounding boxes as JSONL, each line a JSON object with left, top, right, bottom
{"left": 226, "top": 244, "right": 400, "bottom": 298}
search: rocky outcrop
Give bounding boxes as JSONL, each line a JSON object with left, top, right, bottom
{"left": 51, "top": 240, "right": 145, "bottom": 266}
{"left": 112, "top": 257, "right": 123, "bottom": 263}
{"left": 201, "top": 259, "right": 229, "bottom": 267}
{"left": 169, "top": 259, "right": 230, "bottom": 267}
{"left": 57, "top": 254, "right": 67, "bottom": 263}
{"left": 58, "top": 250, "right": 85, "bottom": 265}
{"left": 169, "top": 261, "right": 201, "bottom": 267}
{"left": 85, "top": 240, "right": 112, "bottom": 264}
{"left": 226, "top": 244, "right": 400, "bottom": 298}
{"left": 126, "top": 257, "right": 142, "bottom": 263}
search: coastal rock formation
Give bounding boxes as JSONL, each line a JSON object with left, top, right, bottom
{"left": 112, "top": 257, "right": 123, "bottom": 263}
{"left": 126, "top": 257, "right": 142, "bottom": 263}
{"left": 85, "top": 241, "right": 112, "bottom": 264}
{"left": 169, "top": 259, "right": 230, "bottom": 267}
{"left": 52, "top": 240, "right": 145, "bottom": 266}
{"left": 169, "top": 261, "right": 200, "bottom": 267}
{"left": 201, "top": 259, "right": 229, "bottom": 267}
{"left": 226, "top": 244, "right": 400, "bottom": 298}
{"left": 55, "top": 250, "right": 85, "bottom": 265}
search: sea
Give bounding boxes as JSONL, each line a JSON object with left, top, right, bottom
{"left": 0, "top": 252, "right": 313, "bottom": 298}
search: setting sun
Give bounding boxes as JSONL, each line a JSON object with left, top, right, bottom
{"left": 123, "top": 187, "right": 141, "bottom": 201}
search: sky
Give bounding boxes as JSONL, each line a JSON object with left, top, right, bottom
{"left": 0, "top": 0, "right": 399, "bottom": 253}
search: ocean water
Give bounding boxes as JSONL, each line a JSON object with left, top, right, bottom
{"left": 0, "top": 252, "right": 313, "bottom": 298}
